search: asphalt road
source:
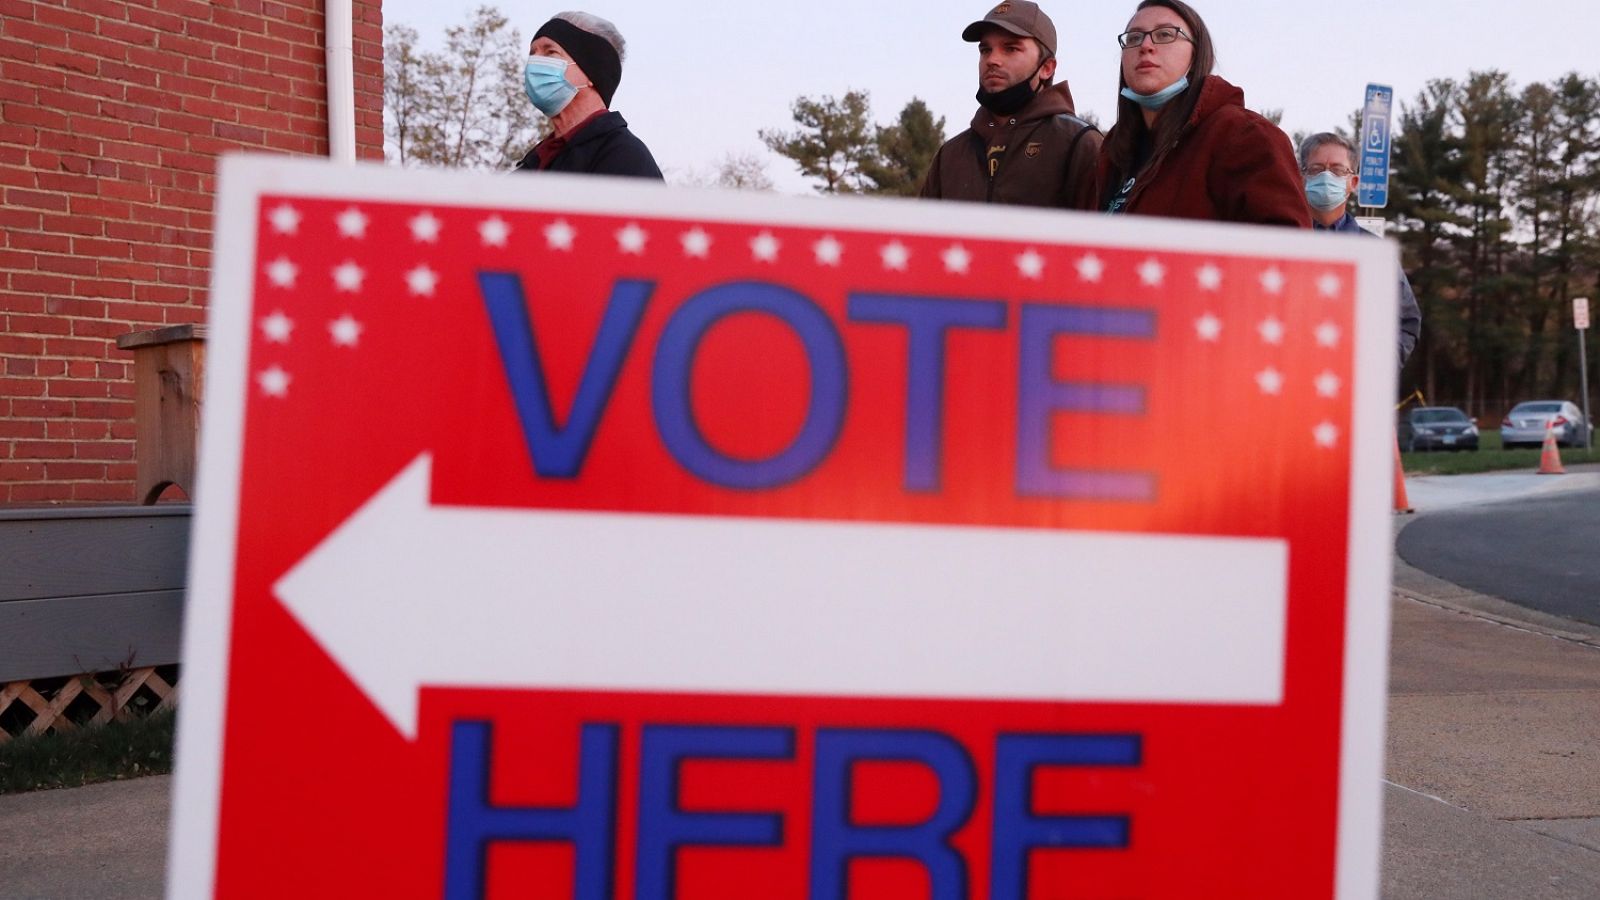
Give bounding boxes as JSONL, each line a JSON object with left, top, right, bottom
{"left": 1397, "top": 486, "right": 1600, "bottom": 627}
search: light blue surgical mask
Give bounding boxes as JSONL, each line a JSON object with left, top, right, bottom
{"left": 1120, "top": 75, "right": 1190, "bottom": 110}
{"left": 1305, "top": 171, "right": 1351, "bottom": 211}
{"left": 524, "top": 56, "right": 579, "bottom": 116}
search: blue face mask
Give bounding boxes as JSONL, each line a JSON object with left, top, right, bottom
{"left": 1305, "top": 171, "right": 1351, "bottom": 211}
{"left": 1120, "top": 74, "right": 1190, "bottom": 110}
{"left": 524, "top": 56, "right": 580, "bottom": 116}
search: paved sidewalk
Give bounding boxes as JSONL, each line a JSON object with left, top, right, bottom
{"left": 0, "top": 775, "right": 169, "bottom": 899}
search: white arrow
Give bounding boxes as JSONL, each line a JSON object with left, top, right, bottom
{"left": 275, "top": 454, "right": 1288, "bottom": 739}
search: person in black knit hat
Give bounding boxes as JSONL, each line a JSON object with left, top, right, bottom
{"left": 514, "top": 11, "right": 663, "bottom": 179}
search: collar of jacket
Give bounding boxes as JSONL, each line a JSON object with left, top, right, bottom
{"left": 970, "top": 82, "right": 1079, "bottom": 130}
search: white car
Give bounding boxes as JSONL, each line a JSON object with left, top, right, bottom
{"left": 1500, "top": 400, "right": 1592, "bottom": 449}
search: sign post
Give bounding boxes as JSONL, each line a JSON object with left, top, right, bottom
{"left": 1577, "top": 297, "right": 1591, "bottom": 449}
{"left": 168, "top": 156, "right": 1398, "bottom": 899}
{"left": 1357, "top": 84, "right": 1394, "bottom": 212}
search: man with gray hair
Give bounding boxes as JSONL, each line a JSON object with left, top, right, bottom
{"left": 515, "top": 11, "right": 662, "bottom": 179}
{"left": 1301, "top": 131, "right": 1420, "bottom": 368}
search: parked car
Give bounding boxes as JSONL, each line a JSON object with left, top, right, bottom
{"left": 1499, "top": 400, "right": 1593, "bottom": 449}
{"left": 1399, "top": 406, "right": 1479, "bottom": 452}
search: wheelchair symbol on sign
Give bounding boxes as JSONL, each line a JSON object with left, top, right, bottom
{"left": 1365, "top": 117, "right": 1388, "bottom": 151}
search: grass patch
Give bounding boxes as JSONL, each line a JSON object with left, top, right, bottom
{"left": 0, "top": 710, "right": 175, "bottom": 795}
{"left": 1402, "top": 430, "right": 1600, "bottom": 475}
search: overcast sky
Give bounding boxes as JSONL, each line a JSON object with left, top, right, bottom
{"left": 379, "top": 1, "right": 1597, "bottom": 192}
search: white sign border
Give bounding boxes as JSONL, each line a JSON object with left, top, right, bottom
{"left": 169, "top": 154, "right": 1397, "bottom": 899}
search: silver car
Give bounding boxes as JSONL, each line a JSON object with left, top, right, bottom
{"left": 1500, "top": 400, "right": 1593, "bottom": 449}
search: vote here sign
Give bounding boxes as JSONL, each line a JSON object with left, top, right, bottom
{"left": 168, "top": 156, "right": 1397, "bottom": 899}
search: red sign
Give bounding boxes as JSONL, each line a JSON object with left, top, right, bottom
{"left": 169, "top": 157, "right": 1396, "bottom": 899}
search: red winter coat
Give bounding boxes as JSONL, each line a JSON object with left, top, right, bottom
{"left": 1095, "top": 75, "right": 1310, "bottom": 227}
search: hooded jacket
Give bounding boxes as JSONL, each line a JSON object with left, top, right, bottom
{"left": 1096, "top": 75, "right": 1309, "bottom": 227}
{"left": 919, "top": 83, "right": 1101, "bottom": 210}
{"left": 514, "top": 111, "right": 663, "bottom": 180}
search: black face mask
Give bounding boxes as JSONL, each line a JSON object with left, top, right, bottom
{"left": 976, "top": 58, "right": 1048, "bottom": 116}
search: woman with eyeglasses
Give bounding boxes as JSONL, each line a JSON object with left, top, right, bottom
{"left": 1097, "top": 0, "right": 1308, "bottom": 226}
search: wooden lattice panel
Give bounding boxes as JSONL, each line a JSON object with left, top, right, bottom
{"left": 0, "top": 667, "right": 178, "bottom": 743}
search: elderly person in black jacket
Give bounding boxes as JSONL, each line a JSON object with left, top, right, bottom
{"left": 514, "top": 11, "right": 662, "bottom": 179}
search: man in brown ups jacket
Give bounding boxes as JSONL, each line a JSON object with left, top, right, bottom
{"left": 920, "top": 1, "right": 1101, "bottom": 209}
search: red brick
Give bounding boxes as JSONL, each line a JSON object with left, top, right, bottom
{"left": 64, "top": 72, "right": 126, "bottom": 101}
{"left": 96, "top": 361, "right": 127, "bottom": 379}
{"left": 238, "top": 69, "right": 291, "bottom": 94}
{"left": 36, "top": 88, "right": 99, "bottom": 116}
{"left": 214, "top": 83, "right": 267, "bottom": 107}
{"left": 0, "top": 0, "right": 34, "bottom": 20}
{"left": 153, "top": 70, "right": 211, "bottom": 97}
{"left": 0, "top": 37, "right": 38, "bottom": 63}
{"left": 9, "top": 273, "right": 74, "bottom": 295}
{"left": 133, "top": 282, "right": 186, "bottom": 303}
{"left": 5, "top": 189, "right": 69, "bottom": 212}
{"left": 10, "top": 482, "right": 77, "bottom": 502}
{"left": 0, "top": 80, "right": 34, "bottom": 103}
{"left": 186, "top": 58, "right": 242, "bottom": 85}
{"left": 75, "top": 439, "right": 133, "bottom": 460}
{"left": 36, "top": 46, "right": 100, "bottom": 76}
{"left": 157, "top": 110, "right": 212, "bottom": 134}
{"left": 180, "top": 94, "right": 237, "bottom": 121}
{"left": 101, "top": 99, "right": 160, "bottom": 125}
{"left": 0, "top": 165, "right": 35, "bottom": 189}
{"left": 3, "top": 60, "right": 67, "bottom": 88}
{"left": 73, "top": 481, "right": 135, "bottom": 501}
{"left": 5, "top": 356, "right": 37, "bottom": 376}
{"left": 130, "top": 241, "right": 187, "bottom": 265}
{"left": 44, "top": 296, "right": 106, "bottom": 317}
{"left": 160, "top": 149, "right": 213, "bottom": 173}
{"left": 73, "top": 238, "right": 132, "bottom": 258}
{"left": 2, "top": 103, "right": 69, "bottom": 131}
{"left": 35, "top": 171, "right": 98, "bottom": 194}
{"left": 126, "top": 125, "right": 187, "bottom": 151}
{"left": 40, "top": 214, "right": 104, "bottom": 236}
{"left": 99, "top": 180, "right": 156, "bottom": 203}
{"left": 0, "top": 334, "right": 45, "bottom": 355}
{"left": 36, "top": 253, "right": 100, "bottom": 276}
{"left": 0, "top": 208, "right": 43, "bottom": 231}
{"left": 68, "top": 0, "right": 132, "bottom": 20}
{"left": 10, "top": 395, "right": 71, "bottom": 417}
{"left": 157, "top": 0, "right": 215, "bottom": 22}
{"left": 32, "top": 359, "right": 66, "bottom": 377}
{"left": 107, "top": 380, "right": 134, "bottom": 400}
{"left": 0, "top": 457, "right": 48, "bottom": 478}
{"left": 98, "top": 59, "right": 159, "bottom": 87}
{"left": 97, "top": 260, "right": 159, "bottom": 281}
{"left": 69, "top": 115, "right": 132, "bottom": 141}
{"left": 46, "top": 378, "right": 109, "bottom": 398}
{"left": 46, "top": 460, "right": 108, "bottom": 479}
{"left": 2, "top": 20, "right": 70, "bottom": 50}
{"left": 158, "top": 32, "right": 214, "bottom": 62}
{"left": 187, "top": 19, "right": 240, "bottom": 46}
{"left": 47, "top": 338, "right": 110, "bottom": 359}
{"left": 126, "top": 5, "right": 186, "bottom": 34}
{"left": 214, "top": 8, "right": 266, "bottom": 35}
{"left": 38, "top": 130, "right": 102, "bottom": 155}
{"left": 8, "top": 312, "right": 73, "bottom": 334}
{"left": 0, "top": 377, "right": 46, "bottom": 397}
{"left": 36, "top": 5, "right": 98, "bottom": 32}
{"left": 14, "top": 441, "right": 74, "bottom": 459}
{"left": 0, "top": 123, "right": 39, "bottom": 145}
{"left": 68, "top": 195, "right": 132, "bottom": 219}
{"left": 214, "top": 45, "right": 267, "bottom": 71}
{"left": 100, "top": 140, "right": 160, "bottom": 165}
{"left": 70, "top": 282, "right": 136, "bottom": 303}
{"left": 97, "top": 21, "right": 159, "bottom": 47}
{"left": 123, "top": 84, "right": 183, "bottom": 111}
{"left": 109, "top": 421, "right": 135, "bottom": 440}
{"left": 68, "top": 31, "right": 136, "bottom": 62}
{"left": 213, "top": 121, "right": 265, "bottom": 144}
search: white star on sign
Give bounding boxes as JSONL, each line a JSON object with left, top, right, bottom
{"left": 267, "top": 203, "right": 301, "bottom": 235}
{"left": 1196, "top": 263, "right": 1223, "bottom": 291}
{"left": 941, "top": 244, "right": 971, "bottom": 274}
{"left": 329, "top": 315, "right": 363, "bottom": 347}
{"left": 1016, "top": 249, "right": 1045, "bottom": 280}
{"left": 409, "top": 211, "right": 442, "bottom": 243}
{"left": 265, "top": 256, "right": 298, "bottom": 288}
{"left": 616, "top": 223, "right": 648, "bottom": 255}
{"left": 1314, "top": 421, "right": 1341, "bottom": 448}
{"left": 680, "top": 227, "right": 712, "bottom": 258}
{"left": 478, "top": 216, "right": 510, "bottom": 247}
{"left": 1075, "top": 253, "right": 1104, "bottom": 282}
{"left": 257, "top": 366, "right": 290, "bottom": 398}
{"left": 752, "top": 231, "right": 781, "bottom": 263}
{"left": 1257, "top": 316, "right": 1285, "bottom": 345}
{"left": 1318, "top": 272, "right": 1342, "bottom": 297}
{"left": 544, "top": 219, "right": 575, "bottom": 251}
{"left": 1260, "top": 267, "right": 1286, "bottom": 294}
{"left": 1256, "top": 367, "right": 1284, "bottom": 395}
{"left": 1138, "top": 257, "right": 1165, "bottom": 286}
{"left": 260, "top": 311, "right": 293, "bottom": 343}
{"left": 1316, "top": 322, "right": 1342, "bottom": 347}
{"left": 405, "top": 264, "right": 438, "bottom": 297}
{"left": 336, "top": 207, "right": 368, "bottom": 239}
{"left": 1315, "top": 370, "right": 1342, "bottom": 398}
{"left": 812, "top": 235, "right": 840, "bottom": 266}
{"left": 880, "top": 240, "right": 910, "bottom": 271}
{"left": 333, "top": 260, "right": 365, "bottom": 293}
{"left": 1195, "top": 313, "right": 1222, "bottom": 342}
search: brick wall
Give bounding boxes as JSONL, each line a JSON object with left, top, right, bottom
{"left": 0, "top": 0, "right": 384, "bottom": 504}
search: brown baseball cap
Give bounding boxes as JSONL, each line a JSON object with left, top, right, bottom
{"left": 962, "top": 1, "right": 1057, "bottom": 58}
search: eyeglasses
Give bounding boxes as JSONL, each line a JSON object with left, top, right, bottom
{"left": 1304, "top": 164, "right": 1354, "bottom": 177}
{"left": 1117, "top": 26, "right": 1191, "bottom": 49}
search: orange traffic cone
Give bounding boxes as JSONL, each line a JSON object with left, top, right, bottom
{"left": 1538, "top": 421, "right": 1567, "bottom": 475}
{"left": 1393, "top": 436, "right": 1414, "bottom": 513}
